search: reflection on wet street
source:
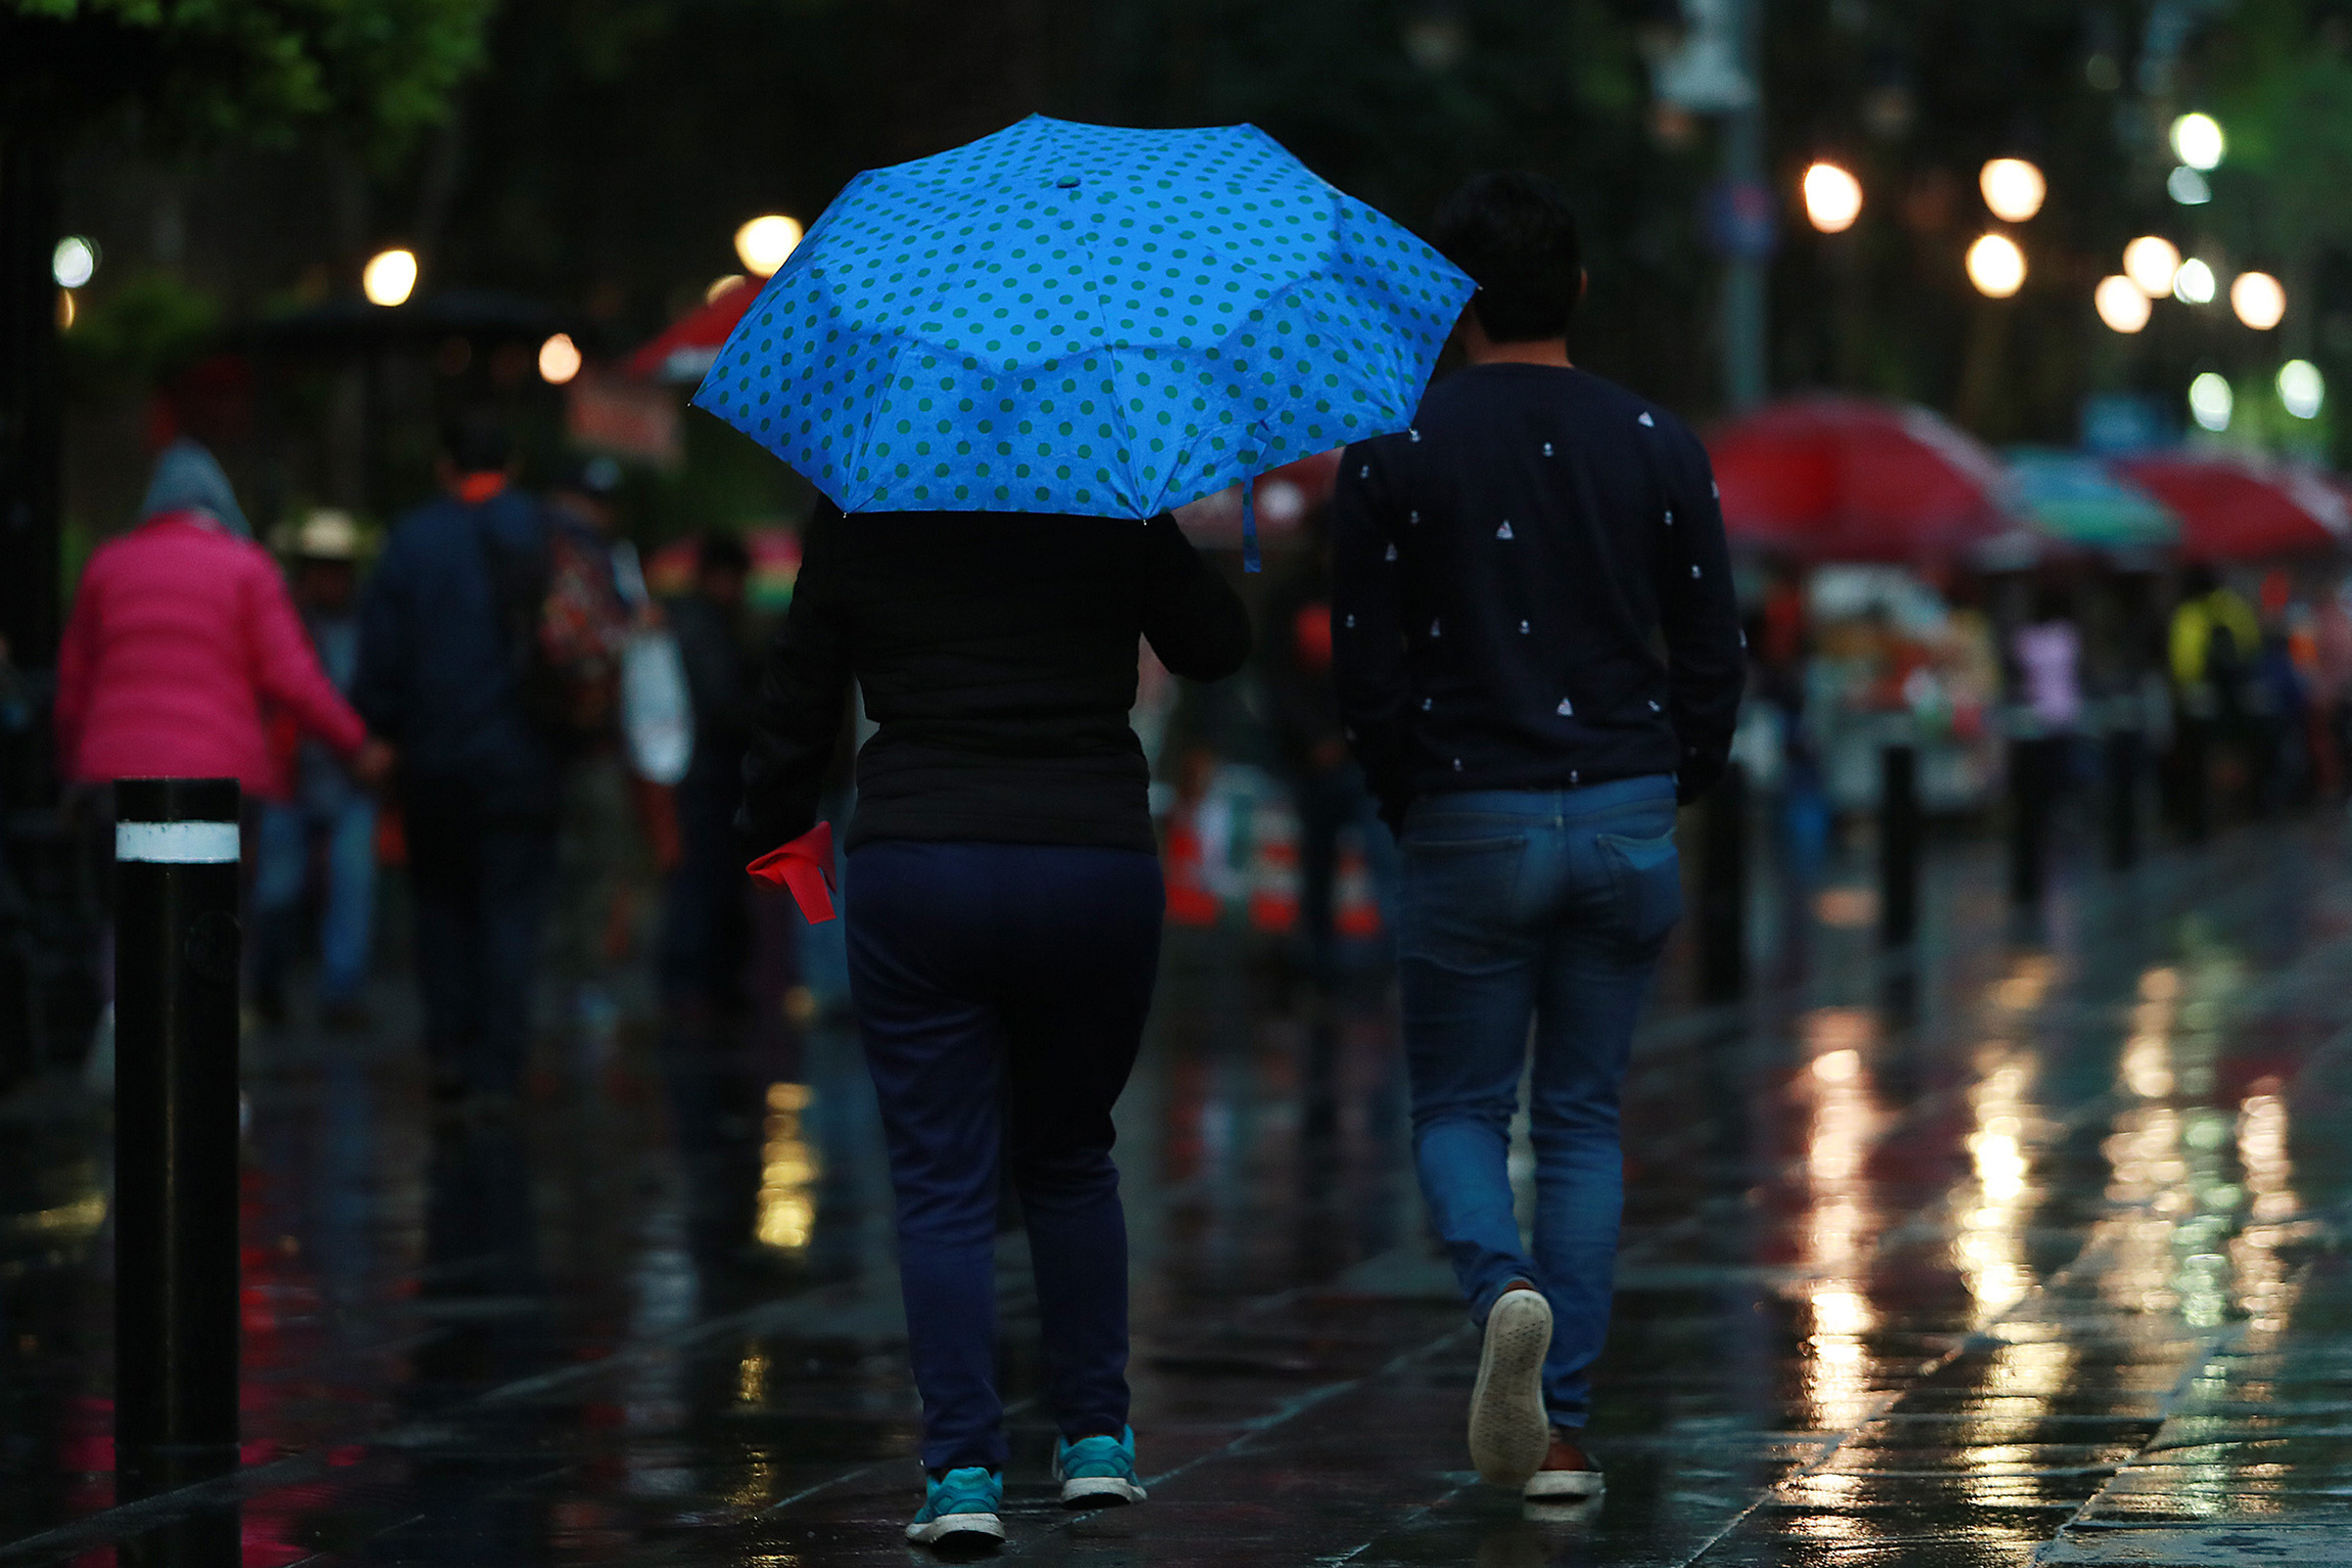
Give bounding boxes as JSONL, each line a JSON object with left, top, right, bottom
{"left": 7, "top": 817, "right": 2352, "bottom": 1566}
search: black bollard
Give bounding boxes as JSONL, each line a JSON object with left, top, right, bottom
{"left": 2105, "top": 727, "right": 2141, "bottom": 872}
{"left": 2008, "top": 736, "right": 2049, "bottom": 907}
{"left": 1697, "top": 760, "right": 1748, "bottom": 1001}
{"left": 1878, "top": 742, "right": 1919, "bottom": 946}
{"left": 114, "top": 778, "right": 242, "bottom": 1568}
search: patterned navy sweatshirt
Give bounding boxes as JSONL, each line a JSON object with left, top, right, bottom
{"left": 1331, "top": 363, "right": 1745, "bottom": 827}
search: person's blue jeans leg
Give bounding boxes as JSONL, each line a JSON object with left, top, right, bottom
{"left": 316, "top": 797, "right": 378, "bottom": 1007}
{"left": 1529, "top": 788, "right": 1678, "bottom": 1428}
{"left": 1397, "top": 803, "right": 1545, "bottom": 1319}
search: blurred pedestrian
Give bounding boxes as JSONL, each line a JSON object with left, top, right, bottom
{"left": 742, "top": 501, "right": 1250, "bottom": 1544}
{"left": 540, "top": 454, "right": 653, "bottom": 1046}
{"left": 354, "top": 415, "right": 558, "bottom": 1106}
{"left": 2168, "top": 563, "right": 2260, "bottom": 832}
{"left": 56, "top": 440, "right": 389, "bottom": 1021}
{"left": 1333, "top": 173, "right": 1745, "bottom": 1502}
{"left": 660, "top": 532, "right": 757, "bottom": 1013}
{"left": 2315, "top": 578, "right": 2352, "bottom": 798}
{"left": 252, "top": 510, "right": 381, "bottom": 1028}
{"left": 1261, "top": 506, "right": 1392, "bottom": 986}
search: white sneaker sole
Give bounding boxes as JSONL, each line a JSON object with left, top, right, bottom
{"left": 1467, "top": 1289, "right": 1554, "bottom": 1487}
{"left": 1523, "top": 1467, "right": 1605, "bottom": 1500}
{"left": 905, "top": 1512, "right": 1006, "bottom": 1546}
{"left": 1059, "top": 1476, "right": 1148, "bottom": 1508}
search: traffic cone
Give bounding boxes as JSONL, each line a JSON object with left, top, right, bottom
{"left": 1336, "top": 838, "right": 1382, "bottom": 938}
{"left": 1247, "top": 800, "right": 1300, "bottom": 934}
{"left": 1163, "top": 814, "right": 1223, "bottom": 927}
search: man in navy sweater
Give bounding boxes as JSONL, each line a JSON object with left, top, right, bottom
{"left": 1333, "top": 173, "right": 1745, "bottom": 1502}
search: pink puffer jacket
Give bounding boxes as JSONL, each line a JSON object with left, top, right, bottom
{"left": 55, "top": 512, "right": 367, "bottom": 800}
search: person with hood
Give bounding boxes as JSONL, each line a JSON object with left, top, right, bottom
{"left": 353, "top": 414, "right": 558, "bottom": 1106}
{"left": 56, "top": 438, "right": 388, "bottom": 821}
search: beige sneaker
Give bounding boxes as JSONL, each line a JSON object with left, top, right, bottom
{"left": 1467, "top": 1281, "right": 1553, "bottom": 1486}
{"left": 1522, "top": 1427, "right": 1605, "bottom": 1500}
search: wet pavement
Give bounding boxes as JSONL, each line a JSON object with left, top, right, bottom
{"left": 7, "top": 811, "right": 2352, "bottom": 1565}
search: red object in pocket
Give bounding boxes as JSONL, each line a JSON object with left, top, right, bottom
{"left": 747, "top": 822, "right": 838, "bottom": 923}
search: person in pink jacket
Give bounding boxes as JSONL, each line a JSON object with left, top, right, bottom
{"left": 54, "top": 440, "right": 391, "bottom": 801}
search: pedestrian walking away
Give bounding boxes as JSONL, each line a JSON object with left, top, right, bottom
{"left": 706, "top": 115, "right": 1468, "bottom": 1549}
{"left": 352, "top": 414, "right": 561, "bottom": 1107}
{"left": 1333, "top": 172, "right": 1747, "bottom": 1502}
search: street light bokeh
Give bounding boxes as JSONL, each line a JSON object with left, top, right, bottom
{"left": 52, "top": 236, "right": 97, "bottom": 290}
{"left": 2094, "top": 275, "right": 2151, "bottom": 333}
{"left": 2167, "top": 166, "right": 2212, "bottom": 206}
{"left": 706, "top": 273, "right": 748, "bottom": 305}
{"left": 1979, "top": 159, "right": 2045, "bottom": 222}
{"left": 2171, "top": 113, "right": 2225, "bottom": 171}
{"left": 362, "top": 247, "right": 418, "bottom": 308}
{"left": 2279, "top": 359, "right": 2325, "bottom": 419}
{"left": 734, "top": 214, "right": 803, "bottom": 276}
{"left": 1965, "top": 233, "right": 2026, "bottom": 298}
{"left": 2122, "top": 236, "right": 2182, "bottom": 297}
{"left": 2232, "top": 270, "right": 2286, "bottom": 330}
{"left": 2173, "top": 258, "right": 2217, "bottom": 304}
{"left": 1801, "top": 163, "right": 1863, "bottom": 233}
{"left": 2189, "top": 371, "right": 2233, "bottom": 432}
{"left": 538, "top": 333, "right": 583, "bottom": 385}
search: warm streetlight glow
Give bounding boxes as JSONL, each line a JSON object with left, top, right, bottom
{"left": 52, "top": 235, "right": 96, "bottom": 289}
{"left": 362, "top": 248, "right": 418, "bottom": 308}
{"left": 1979, "top": 159, "right": 2045, "bottom": 222}
{"left": 538, "top": 332, "right": 583, "bottom": 385}
{"left": 2189, "top": 371, "right": 2233, "bottom": 432}
{"left": 2279, "top": 359, "right": 2325, "bottom": 419}
{"left": 734, "top": 214, "right": 803, "bottom": 276}
{"left": 1965, "top": 233, "right": 2026, "bottom": 298}
{"left": 58, "top": 289, "right": 75, "bottom": 331}
{"left": 2123, "top": 236, "right": 2182, "bottom": 297}
{"left": 2232, "top": 270, "right": 2286, "bottom": 329}
{"left": 2173, "top": 258, "right": 2217, "bottom": 305}
{"left": 2171, "top": 113, "right": 2225, "bottom": 171}
{"left": 706, "top": 273, "right": 748, "bottom": 305}
{"left": 2168, "top": 166, "right": 2212, "bottom": 206}
{"left": 1801, "top": 163, "right": 1863, "bottom": 233}
{"left": 2094, "top": 275, "right": 2151, "bottom": 333}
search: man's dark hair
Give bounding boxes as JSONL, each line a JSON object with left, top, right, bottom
{"left": 697, "top": 531, "right": 751, "bottom": 577}
{"left": 441, "top": 409, "right": 510, "bottom": 475}
{"left": 1429, "top": 172, "right": 1584, "bottom": 344}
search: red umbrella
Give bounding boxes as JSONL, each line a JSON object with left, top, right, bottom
{"left": 2112, "top": 451, "right": 2348, "bottom": 561}
{"left": 627, "top": 277, "right": 759, "bottom": 383}
{"left": 1707, "top": 395, "right": 2015, "bottom": 562}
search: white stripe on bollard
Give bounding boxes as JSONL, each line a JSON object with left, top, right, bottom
{"left": 116, "top": 821, "right": 241, "bottom": 864}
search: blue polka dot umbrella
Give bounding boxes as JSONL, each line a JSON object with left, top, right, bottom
{"left": 692, "top": 115, "right": 1474, "bottom": 569}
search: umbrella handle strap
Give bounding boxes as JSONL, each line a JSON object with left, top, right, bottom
{"left": 1241, "top": 476, "right": 1261, "bottom": 574}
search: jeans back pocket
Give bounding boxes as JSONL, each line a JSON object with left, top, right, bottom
{"left": 1399, "top": 832, "right": 1530, "bottom": 971}
{"left": 1597, "top": 828, "right": 1681, "bottom": 957}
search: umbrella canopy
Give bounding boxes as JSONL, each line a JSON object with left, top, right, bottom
{"left": 2112, "top": 452, "right": 2349, "bottom": 561}
{"left": 1707, "top": 395, "right": 2014, "bottom": 563}
{"left": 691, "top": 115, "right": 1472, "bottom": 524}
{"left": 2004, "top": 448, "right": 2178, "bottom": 554}
{"left": 628, "top": 278, "right": 758, "bottom": 384}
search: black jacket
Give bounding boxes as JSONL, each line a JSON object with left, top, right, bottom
{"left": 1332, "top": 364, "right": 1744, "bottom": 825}
{"left": 742, "top": 503, "right": 1251, "bottom": 856}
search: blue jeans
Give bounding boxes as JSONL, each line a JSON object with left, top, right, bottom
{"left": 845, "top": 839, "right": 1163, "bottom": 1473}
{"left": 1396, "top": 777, "right": 1681, "bottom": 1429}
{"left": 254, "top": 795, "right": 379, "bottom": 1006}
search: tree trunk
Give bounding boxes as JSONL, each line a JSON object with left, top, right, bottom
{"left": 0, "top": 119, "right": 62, "bottom": 673}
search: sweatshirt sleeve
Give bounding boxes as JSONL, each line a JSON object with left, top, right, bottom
{"left": 53, "top": 552, "right": 102, "bottom": 774}
{"left": 1656, "top": 421, "right": 1746, "bottom": 803}
{"left": 244, "top": 546, "right": 368, "bottom": 755}
{"left": 1137, "top": 513, "right": 1252, "bottom": 681}
{"left": 740, "top": 504, "right": 854, "bottom": 854}
{"left": 1330, "top": 440, "right": 1411, "bottom": 827}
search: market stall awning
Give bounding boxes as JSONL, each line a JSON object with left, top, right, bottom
{"left": 1707, "top": 395, "right": 2014, "bottom": 563}
{"left": 627, "top": 278, "right": 758, "bottom": 384}
{"left": 2112, "top": 451, "right": 2348, "bottom": 561}
{"left": 2005, "top": 448, "right": 2178, "bottom": 556}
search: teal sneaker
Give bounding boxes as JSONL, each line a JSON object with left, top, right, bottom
{"left": 1053, "top": 1427, "right": 1147, "bottom": 1508}
{"left": 905, "top": 1466, "right": 1005, "bottom": 1548}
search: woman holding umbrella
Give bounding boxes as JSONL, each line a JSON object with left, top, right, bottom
{"left": 720, "top": 118, "right": 1470, "bottom": 1547}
